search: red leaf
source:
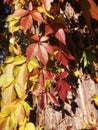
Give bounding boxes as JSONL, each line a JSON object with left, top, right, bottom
{"left": 60, "top": 71, "right": 67, "bottom": 79}
{"left": 20, "top": 14, "right": 33, "bottom": 33}
{"left": 47, "top": 92, "right": 59, "bottom": 105}
{"left": 64, "top": 51, "right": 75, "bottom": 60}
{"left": 45, "top": 24, "right": 53, "bottom": 35}
{"left": 39, "top": 93, "right": 47, "bottom": 109}
{"left": 26, "top": 35, "right": 53, "bottom": 65}
{"left": 40, "top": 0, "right": 54, "bottom": 9}
{"left": 89, "top": 0, "right": 98, "bottom": 21}
{"left": 26, "top": 44, "right": 36, "bottom": 61}
{"left": 55, "top": 28, "right": 66, "bottom": 45}
{"left": 41, "top": 43, "right": 53, "bottom": 54}
{"left": 39, "top": 69, "right": 53, "bottom": 87}
{"left": 32, "top": 89, "right": 42, "bottom": 96}
{"left": 31, "top": 34, "right": 39, "bottom": 41}
{"left": 38, "top": 44, "right": 48, "bottom": 65}
{"left": 55, "top": 51, "right": 69, "bottom": 70}
{"left": 13, "top": 9, "right": 29, "bottom": 17}
{"left": 31, "top": 10, "right": 46, "bottom": 23}
{"left": 40, "top": 36, "right": 49, "bottom": 42}
{"left": 56, "top": 80, "right": 71, "bottom": 101}
{"left": 39, "top": 72, "right": 45, "bottom": 87}
{"left": 3, "top": 0, "right": 12, "bottom": 4}
{"left": 43, "top": 69, "right": 53, "bottom": 80}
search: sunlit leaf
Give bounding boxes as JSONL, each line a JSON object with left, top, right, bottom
{"left": 29, "top": 75, "right": 39, "bottom": 82}
{"left": 9, "top": 113, "right": 17, "bottom": 130}
{"left": 25, "top": 122, "right": 35, "bottom": 130}
{"left": 0, "top": 116, "right": 10, "bottom": 130}
{"left": 14, "top": 103, "right": 25, "bottom": 125}
{"left": 92, "top": 94, "right": 98, "bottom": 106}
{"left": 26, "top": 36, "right": 53, "bottom": 65}
{"left": 38, "top": 6, "right": 54, "bottom": 19}
{"left": 21, "top": 101, "right": 32, "bottom": 117}
{"left": 0, "top": 100, "right": 18, "bottom": 118}
{"left": 4, "top": 56, "right": 14, "bottom": 64}
{"left": 47, "top": 92, "right": 59, "bottom": 105}
{"left": 28, "top": 58, "right": 39, "bottom": 72}
{"left": 55, "top": 28, "right": 66, "bottom": 45}
{"left": 0, "top": 63, "right": 14, "bottom": 88}
{"left": 13, "top": 43, "right": 22, "bottom": 55}
{"left": 88, "top": 0, "right": 98, "bottom": 21}
{"left": 14, "top": 63, "right": 27, "bottom": 98}
{"left": 20, "top": 14, "right": 33, "bottom": 33}
{"left": 40, "top": 0, "right": 54, "bottom": 10}
{"left": 14, "top": 56, "right": 26, "bottom": 65}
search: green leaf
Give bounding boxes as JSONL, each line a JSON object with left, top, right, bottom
{"left": 28, "top": 58, "right": 39, "bottom": 73}
{"left": 14, "top": 56, "right": 26, "bottom": 65}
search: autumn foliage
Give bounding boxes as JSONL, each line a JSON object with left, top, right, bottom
{"left": 0, "top": 0, "right": 98, "bottom": 129}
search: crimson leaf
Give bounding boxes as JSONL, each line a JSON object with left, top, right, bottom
{"left": 39, "top": 93, "right": 47, "bottom": 109}
{"left": 39, "top": 68, "right": 53, "bottom": 87}
{"left": 56, "top": 79, "right": 71, "bottom": 101}
{"left": 47, "top": 92, "right": 59, "bottom": 105}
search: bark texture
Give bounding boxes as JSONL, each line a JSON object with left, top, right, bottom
{"left": 39, "top": 75, "right": 98, "bottom": 130}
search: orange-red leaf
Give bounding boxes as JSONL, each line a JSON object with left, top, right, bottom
{"left": 20, "top": 14, "right": 33, "bottom": 33}
{"left": 88, "top": 0, "right": 98, "bottom": 20}
{"left": 13, "top": 9, "right": 29, "bottom": 17}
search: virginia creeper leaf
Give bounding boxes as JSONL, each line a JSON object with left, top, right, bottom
{"left": 39, "top": 93, "right": 47, "bottom": 109}
{"left": 55, "top": 28, "right": 66, "bottom": 45}
{"left": 56, "top": 79, "right": 71, "bottom": 101}
{"left": 28, "top": 58, "right": 39, "bottom": 72}
{"left": 14, "top": 56, "right": 26, "bottom": 65}
{"left": 25, "top": 122, "right": 35, "bottom": 130}
{"left": 20, "top": 14, "right": 33, "bottom": 33}
{"left": 40, "top": 0, "right": 54, "bottom": 10}
{"left": 47, "top": 92, "right": 59, "bottom": 105}
{"left": 88, "top": 0, "right": 98, "bottom": 20}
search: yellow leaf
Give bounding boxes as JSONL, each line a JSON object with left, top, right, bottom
{"left": 28, "top": 58, "right": 39, "bottom": 73}
{"left": 14, "top": 63, "right": 28, "bottom": 98}
{"left": 29, "top": 75, "right": 38, "bottom": 82}
{"left": 0, "top": 63, "right": 15, "bottom": 88}
{"left": 14, "top": 56, "right": 26, "bottom": 65}
{"left": 9, "top": 37, "right": 15, "bottom": 44}
{"left": 14, "top": 103, "right": 25, "bottom": 125}
{"left": 13, "top": 43, "right": 22, "bottom": 56}
{"left": 74, "top": 70, "right": 81, "bottom": 77}
{"left": 92, "top": 94, "right": 98, "bottom": 106}
{"left": 9, "top": 113, "right": 17, "bottom": 130}
{"left": 4, "top": 56, "right": 14, "bottom": 64}
{"left": 25, "top": 122, "right": 35, "bottom": 130}
{"left": 19, "top": 125, "right": 25, "bottom": 130}
{"left": 21, "top": 101, "right": 32, "bottom": 117}
{"left": 38, "top": 6, "right": 54, "bottom": 19}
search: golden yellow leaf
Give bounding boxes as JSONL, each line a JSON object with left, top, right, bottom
{"left": 25, "top": 122, "right": 35, "bottom": 130}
